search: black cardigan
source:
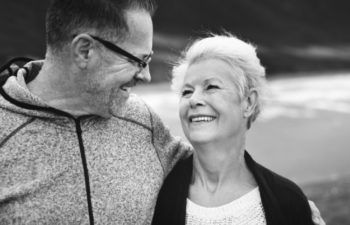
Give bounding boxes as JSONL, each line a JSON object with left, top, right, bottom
{"left": 152, "top": 151, "right": 314, "bottom": 225}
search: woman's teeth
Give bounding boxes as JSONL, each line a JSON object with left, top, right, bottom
{"left": 190, "top": 116, "right": 215, "bottom": 122}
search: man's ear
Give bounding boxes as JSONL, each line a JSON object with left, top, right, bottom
{"left": 243, "top": 88, "right": 258, "bottom": 118}
{"left": 71, "top": 34, "right": 95, "bottom": 69}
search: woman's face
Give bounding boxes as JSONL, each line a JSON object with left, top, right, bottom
{"left": 179, "top": 58, "right": 247, "bottom": 145}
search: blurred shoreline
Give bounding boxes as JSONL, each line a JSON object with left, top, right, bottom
{"left": 134, "top": 72, "right": 350, "bottom": 185}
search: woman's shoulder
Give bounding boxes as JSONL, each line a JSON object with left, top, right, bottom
{"left": 245, "top": 151, "right": 305, "bottom": 197}
{"left": 245, "top": 151, "right": 314, "bottom": 224}
{"left": 258, "top": 162, "right": 306, "bottom": 198}
{"left": 152, "top": 156, "right": 193, "bottom": 225}
{"left": 164, "top": 155, "right": 193, "bottom": 184}
{"left": 263, "top": 168, "right": 314, "bottom": 223}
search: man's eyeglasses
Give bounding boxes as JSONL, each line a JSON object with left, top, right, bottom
{"left": 89, "top": 35, "right": 152, "bottom": 69}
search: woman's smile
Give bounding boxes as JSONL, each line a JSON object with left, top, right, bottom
{"left": 189, "top": 115, "right": 217, "bottom": 123}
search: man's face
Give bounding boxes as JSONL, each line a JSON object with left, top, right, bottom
{"left": 86, "top": 9, "right": 153, "bottom": 117}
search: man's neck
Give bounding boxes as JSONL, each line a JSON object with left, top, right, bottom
{"left": 27, "top": 58, "right": 102, "bottom": 117}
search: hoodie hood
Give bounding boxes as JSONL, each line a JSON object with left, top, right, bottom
{"left": 0, "top": 60, "right": 75, "bottom": 121}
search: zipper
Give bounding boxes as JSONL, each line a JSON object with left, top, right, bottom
{"left": 1, "top": 66, "right": 96, "bottom": 224}
{"left": 75, "top": 119, "right": 95, "bottom": 225}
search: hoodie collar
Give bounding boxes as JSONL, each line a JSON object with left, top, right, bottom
{"left": 0, "top": 60, "right": 83, "bottom": 121}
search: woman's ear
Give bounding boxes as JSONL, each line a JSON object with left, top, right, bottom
{"left": 243, "top": 88, "right": 258, "bottom": 118}
{"left": 71, "top": 34, "right": 95, "bottom": 69}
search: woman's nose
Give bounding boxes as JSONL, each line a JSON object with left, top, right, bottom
{"left": 189, "top": 91, "right": 205, "bottom": 108}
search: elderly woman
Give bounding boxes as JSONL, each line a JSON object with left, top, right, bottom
{"left": 152, "top": 34, "right": 325, "bottom": 225}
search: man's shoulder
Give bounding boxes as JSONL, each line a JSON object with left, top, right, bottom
{"left": 0, "top": 96, "right": 28, "bottom": 122}
{"left": 0, "top": 99, "right": 32, "bottom": 142}
{"left": 124, "top": 93, "right": 151, "bottom": 113}
{"left": 111, "top": 93, "right": 156, "bottom": 130}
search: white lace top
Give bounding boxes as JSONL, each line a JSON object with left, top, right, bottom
{"left": 186, "top": 187, "right": 266, "bottom": 225}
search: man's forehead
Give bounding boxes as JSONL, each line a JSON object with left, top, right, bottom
{"left": 120, "top": 9, "right": 153, "bottom": 53}
{"left": 125, "top": 10, "right": 152, "bottom": 37}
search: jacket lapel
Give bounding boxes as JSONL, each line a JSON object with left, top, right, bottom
{"left": 245, "top": 151, "right": 288, "bottom": 225}
{"left": 174, "top": 156, "right": 193, "bottom": 225}
{"left": 152, "top": 156, "right": 193, "bottom": 225}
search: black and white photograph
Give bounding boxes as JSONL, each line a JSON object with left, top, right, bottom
{"left": 1, "top": 0, "right": 349, "bottom": 224}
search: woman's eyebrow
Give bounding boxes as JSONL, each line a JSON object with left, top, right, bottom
{"left": 182, "top": 83, "right": 193, "bottom": 89}
{"left": 203, "top": 78, "right": 224, "bottom": 84}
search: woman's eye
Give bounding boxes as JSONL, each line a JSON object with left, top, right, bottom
{"left": 207, "top": 84, "right": 219, "bottom": 90}
{"left": 181, "top": 90, "right": 192, "bottom": 96}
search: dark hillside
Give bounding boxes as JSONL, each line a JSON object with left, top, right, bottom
{"left": 152, "top": 0, "right": 350, "bottom": 80}
{"left": 154, "top": 0, "right": 350, "bottom": 45}
{"left": 1, "top": 0, "right": 350, "bottom": 82}
{"left": 0, "top": 0, "right": 49, "bottom": 62}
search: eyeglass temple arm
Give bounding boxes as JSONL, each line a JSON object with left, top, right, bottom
{"left": 90, "top": 35, "right": 146, "bottom": 67}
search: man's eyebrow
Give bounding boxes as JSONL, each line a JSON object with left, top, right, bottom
{"left": 140, "top": 51, "right": 153, "bottom": 58}
{"left": 141, "top": 54, "right": 150, "bottom": 59}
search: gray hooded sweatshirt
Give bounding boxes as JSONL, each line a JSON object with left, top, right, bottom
{"left": 0, "top": 63, "right": 190, "bottom": 225}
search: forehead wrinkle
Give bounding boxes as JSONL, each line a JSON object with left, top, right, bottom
{"left": 182, "top": 83, "right": 193, "bottom": 89}
{"left": 203, "top": 77, "right": 224, "bottom": 85}
{"left": 125, "top": 10, "right": 152, "bottom": 44}
{"left": 185, "top": 72, "right": 225, "bottom": 85}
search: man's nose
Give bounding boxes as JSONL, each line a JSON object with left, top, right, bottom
{"left": 135, "top": 66, "right": 151, "bottom": 83}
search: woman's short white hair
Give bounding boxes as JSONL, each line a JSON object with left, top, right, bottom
{"left": 171, "top": 33, "right": 266, "bottom": 127}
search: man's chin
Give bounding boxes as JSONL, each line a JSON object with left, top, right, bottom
{"left": 109, "top": 94, "right": 129, "bottom": 117}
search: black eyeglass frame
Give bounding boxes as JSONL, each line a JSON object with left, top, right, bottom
{"left": 89, "top": 35, "right": 152, "bottom": 69}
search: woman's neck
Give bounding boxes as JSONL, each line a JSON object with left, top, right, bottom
{"left": 189, "top": 138, "right": 257, "bottom": 206}
{"left": 192, "top": 145, "right": 245, "bottom": 188}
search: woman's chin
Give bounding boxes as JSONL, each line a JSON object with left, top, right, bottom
{"left": 186, "top": 131, "right": 215, "bottom": 145}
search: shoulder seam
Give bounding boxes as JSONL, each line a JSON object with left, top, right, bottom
{"left": 114, "top": 115, "right": 152, "bottom": 132}
{"left": 144, "top": 103, "right": 166, "bottom": 174}
{"left": 0, "top": 117, "right": 36, "bottom": 148}
{"left": 144, "top": 104, "right": 155, "bottom": 145}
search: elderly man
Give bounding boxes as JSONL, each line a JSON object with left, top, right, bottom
{"left": 0, "top": 0, "right": 189, "bottom": 224}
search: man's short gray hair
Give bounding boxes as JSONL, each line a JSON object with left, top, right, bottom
{"left": 46, "top": 0, "right": 156, "bottom": 51}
